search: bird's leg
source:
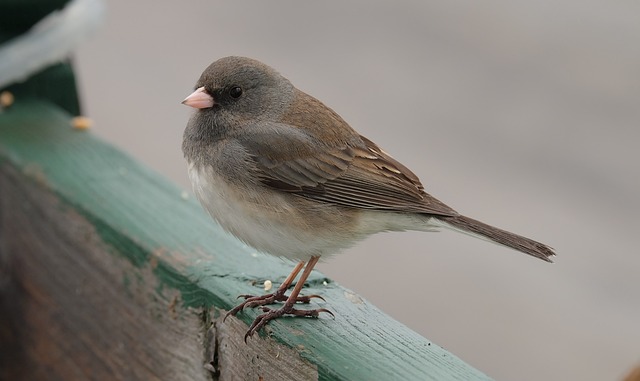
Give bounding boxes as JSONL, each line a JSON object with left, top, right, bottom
{"left": 225, "top": 260, "right": 323, "bottom": 320}
{"left": 244, "top": 256, "right": 334, "bottom": 341}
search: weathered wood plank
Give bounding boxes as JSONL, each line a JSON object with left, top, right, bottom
{"left": 0, "top": 100, "right": 492, "bottom": 380}
{"left": 0, "top": 164, "right": 210, "bottom": 380}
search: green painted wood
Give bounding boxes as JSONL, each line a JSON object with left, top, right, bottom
{"left": 0, "top": 99, "right": 492, "bottom": 381}
{"left": 1, "top": 63, "right": 81, "bottom": 115}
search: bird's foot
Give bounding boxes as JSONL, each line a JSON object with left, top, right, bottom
{"left": 244, "top": 305, "right": 334, "bottom": 342}
{"left": 224, "top": 289, "right": 324, "bottom": 320}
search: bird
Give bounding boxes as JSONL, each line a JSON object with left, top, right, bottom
{"left": 181, "top": 56, "right": 555, "bottom": 340}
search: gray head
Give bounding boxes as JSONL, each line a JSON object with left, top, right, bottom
{"left": 183, "top": 56, "right": 295, "bottom": 125}
{"left": 182, "top": 57, "right": 296, "bottom": 162}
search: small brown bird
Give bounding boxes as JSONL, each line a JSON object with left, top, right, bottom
{"left": 182, "top": 56, "right": 555, "bottom": 340}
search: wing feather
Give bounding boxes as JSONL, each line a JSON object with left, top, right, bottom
{"left": 239, "top": 90, "right": 457, "bottom": 216}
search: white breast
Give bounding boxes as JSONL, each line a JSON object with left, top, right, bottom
{"left": 188, "top": 163, "right": 354, "bottom": 261}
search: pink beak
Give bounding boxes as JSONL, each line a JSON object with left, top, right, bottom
{"left": 182, "top": 86, "right": 215, "bottom": 109}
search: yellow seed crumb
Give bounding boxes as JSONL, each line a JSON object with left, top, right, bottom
{"left": 0, "top": 91, "right": 14, "bottom": 108}
{"left": 71, "top": 116, "right": 93, "bottom": 130}
{"left": 264, "top": 280, "right": 272, "bottom": 291}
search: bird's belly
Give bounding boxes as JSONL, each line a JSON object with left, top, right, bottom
{"left": 188, "top": 164, "right": 366, "bottom": 261}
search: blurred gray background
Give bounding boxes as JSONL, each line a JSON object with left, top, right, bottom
{"left": 74, "top": 1, "right": 640, "bottom": 380}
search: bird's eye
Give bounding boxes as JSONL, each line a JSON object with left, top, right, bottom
{"left": 229, "top": 86, "right": 243, "bottom": 98}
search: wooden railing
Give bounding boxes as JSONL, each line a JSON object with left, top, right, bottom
{"left": 0, "top": 57, "right": 491, "bottom": 381}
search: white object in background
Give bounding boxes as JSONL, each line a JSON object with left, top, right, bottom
{"left": 0, "top": 0, "right": 105, "bottom": 88}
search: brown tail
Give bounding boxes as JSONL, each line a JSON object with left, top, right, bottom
{"left": 438, "top": 215, "right": 556, "bottom": 262}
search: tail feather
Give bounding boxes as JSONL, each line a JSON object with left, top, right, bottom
{"left": 436, "top": 215, "right": 556, "bottom": 262}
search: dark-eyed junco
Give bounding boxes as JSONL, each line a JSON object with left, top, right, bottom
{"left": 182, "top": 56, "right": 555, "bottom": 340}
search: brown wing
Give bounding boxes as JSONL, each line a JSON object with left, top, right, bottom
{"left": 243, "top": 126, "right": 457, "bottom": 216}
{"left": 294, "top": 135, "right": 458, "bottom": 215}
{"left": 244, "top": 89, "right": 457, "bottom": 216}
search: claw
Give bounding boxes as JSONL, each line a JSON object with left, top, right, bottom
{"left": 241, "top": 305, "right": 335, "bottom": 342}
{"left": 244, "top": 309, "right": 275, "bottom": 343}
{"left": 318, "top": 308, "right": 335, "bottom": 319}
{"left": 234, "top": 257, "right": 330, "bottom": 340}
{"left": 244, "top": 330, "right": 254, "bottom": 343}
{"left": 226, "top": 289, "right": 325, "bottom": 323}
{"left": 223, "top": 308, "right": 238, "bottom": 322}
{"left": 306, "top": 294, "right": 326, "bottom": 302}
